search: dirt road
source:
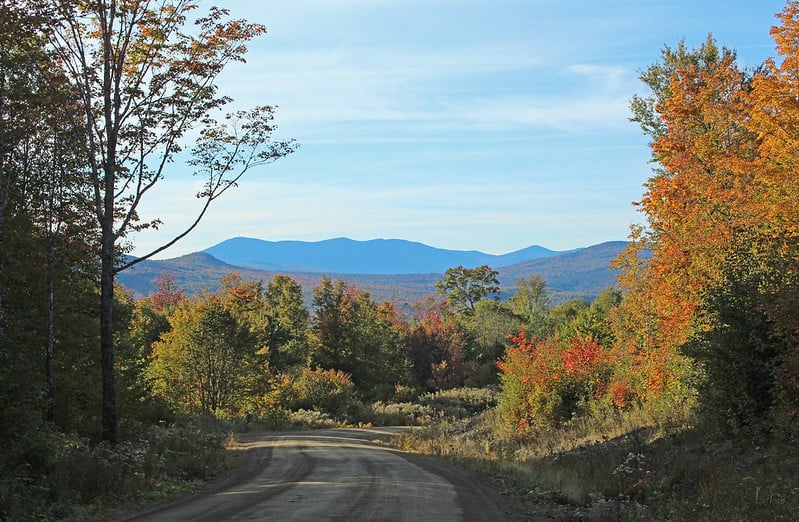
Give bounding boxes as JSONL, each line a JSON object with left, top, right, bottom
{"left": 123, "top": 427, "right": 521, "bottom": 521}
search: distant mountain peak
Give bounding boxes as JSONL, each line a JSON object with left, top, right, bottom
{"left": 202, "top": 236, "right": 569, "bottom": 275}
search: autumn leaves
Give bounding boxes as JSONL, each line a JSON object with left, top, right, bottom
{"left": 614, "top": 2, "right": 799, "bottom": 436}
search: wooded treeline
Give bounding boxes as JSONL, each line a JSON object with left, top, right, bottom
{"left": 493, "top": 1, "right": 798, "bottom": 442}
{"left": 0, "top": 0, "right": 297, "bottom": 446}
{"left": 117, "top": 268, "right": 622, "bottom": 421}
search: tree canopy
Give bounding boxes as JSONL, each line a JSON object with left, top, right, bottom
{"left": 32, "top": 0, "right": 297, "bottom": 441}
{"left": 435, "top": 264, "right": 500, "bottom": 313}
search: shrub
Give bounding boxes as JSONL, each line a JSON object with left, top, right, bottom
{"left": 367, "top": 402, "right": 436, "bottom": 426}
{"left": 0, "top": 419, "right": 230, "bottom": 520}
{"left": 268, "top": 368, "right": 361, "bottom": 418}
{"left": 419, "top": 387, "right": 498, "bottom": 418}
{"left": 497, "top": 331, "right": 613, "bottom": 437}
{"left": 288, "top": 409, "right": 341, "bottom": 429}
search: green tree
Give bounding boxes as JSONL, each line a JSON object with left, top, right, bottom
{"left": 310, "top": 277, "right": 351, "bottom": 371}
{"left": 347, "top": 298, "right": 410, "bottom": 400}
{"left": 264, "top": 275, "right": 310, "bottom": 371}
{"left": 43, "top": 1, "right": 297, "bottom": 441}
{"left": 549, "top": 298, "right": 589, "bottom": 336}
{"left": 0, "top": 1, "right": 99, "bottom": 437}
{"left": 310, "top": 277, "right": 409, "bottom": 398}
{"left": 436, "top": 264, "right": 500, "bottom": 313}
{"left": 115, "top": 284, "right": 175, "bottom": 424}
{"left": 508, "top": 275, "right": 550, "bottom": 336}
{"left": 684, "top": 248, "right": 782, "bottom": 438}
{"left": 148, "top": 293, "right": 262, "bottom": 416}
{"left": 460, "top": 299, "right": 522, "bottom": 386}
{"left": 559, "top": 288, "right": 622, "bottom": 347}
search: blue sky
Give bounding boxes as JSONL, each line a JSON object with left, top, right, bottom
{"left": 131, "top": 0, "right": 786, "bottom": 258}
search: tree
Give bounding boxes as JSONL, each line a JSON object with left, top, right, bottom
{"left": 747, "top": 3, "right": 799, "bottom": 428}
{"left": 629, "top": 35, "right": 725, "bottom": 152}
{"left": 310, "top": 277, "right": 351, "bottom": 371}
{"left": 42, "top": 1, "right": 297, "bottom": 441}
{"left": 347, "top": 298, "right": 409, "bottom": 399}
{"left": 614, "top": 5, "right": 799, "bottom": 431}
{"left": 116, "top": 288, "right": 172, "bottom": 421}
{"left": 0, "top": 1, "right": 46, "bottom": 341}
{"left": 149, "top": 272, "right": 185, "bottom": 313}
{"left": 435, "top": 265, "right": 500, "bottom": 313}
{"left": 508, "top": 275, "right": 550, "bottom": 335}
{"left": 407, "top": 312, "right": 464, "bottom": 391}
{"left": 0, "top": 1, "right": 101, "bottom": 436}
{"left": 263, "top": 275, "right": 310, "bottom": 371}
{"left": 459, "top": 299, "right": 522, "bottom": 385}
{"left": 309, "top": 277, "right": 409, "bottom": 398}
{"left": 610, "top": 35, "right": 752, "bottom": 412}
{"left": 684, "top": 249, "right": 782, "bottom": 437}
{"left": 617, "top": 36, "right": 750, "bottom": 352}
{"left": 148, "top": 292, "right": 262, "bottom": 416}
{"left": 558, "top": 288, "right": 621, "bottom": 347}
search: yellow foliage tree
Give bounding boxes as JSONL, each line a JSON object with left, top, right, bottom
{"left": 148, "top": 292, "right": 263, "bottom": 416}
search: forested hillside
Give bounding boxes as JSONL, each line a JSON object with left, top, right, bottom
{"left": 118, "top": 240, "right": 625, "bottom": 306}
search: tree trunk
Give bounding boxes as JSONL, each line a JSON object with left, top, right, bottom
{"left": 0, "top": 49, "right": 7, "bottom": 346}
{"left": 45, "top": 233, "right": 55, "bottom": 422}
{"left": 100, "top": 238, "right": 116, "bottom": 442}
{"left": 100, "top": 10, "right": 117, "bottom": 443}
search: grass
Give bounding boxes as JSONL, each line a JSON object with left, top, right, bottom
{"left": 391, "top": 401, "right": 799, "bottom": 520}
{"left": 0, "top": 418, "right": 234, "bottom": 521}
{"left": 8, "top": 387, "right": 795, "bottom": 520}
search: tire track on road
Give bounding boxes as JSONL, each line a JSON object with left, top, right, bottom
{"left": 121, "top": 428, "right": 522, "bottom": 521}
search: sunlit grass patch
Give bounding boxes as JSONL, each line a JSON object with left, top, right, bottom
{"left": 391, "top": 402, "right": 799, "bottom": 520}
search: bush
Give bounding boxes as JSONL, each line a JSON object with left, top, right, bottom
{"left": 0, "top": 419, "right": 231, "bottom": 521}
{"left": 497, "top": 331, "right": 613, "bottom": 438}
{"left": 367, "top": 402, "right": 436, "bottom": 426}
{"left": 419, "top": 387, "right": 498, "bottom": 418}
{"left": 362, "top": 388, "right": 498, "bottom": 427}
{"left": 684, "top": 265, "right": 789, "bottom": 439}
{"left": 288, "top": 409, "right": 341, "bottom": 429}
{"left": 267, "top": 368, "right": 361, "bottom": 418}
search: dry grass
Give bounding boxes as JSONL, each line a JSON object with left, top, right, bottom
{"left": 0, "top": 418, "right": 233, "bottom": 521}
{"left": 393, "top": 404, "right": 799, "bottom": 520}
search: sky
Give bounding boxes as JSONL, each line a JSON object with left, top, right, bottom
{"left": 131, "top": 0, "right": 787, "bottom": 259}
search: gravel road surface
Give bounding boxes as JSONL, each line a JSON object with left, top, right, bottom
{"left": 122, "top": 427, "right": 521, "bottom": 521}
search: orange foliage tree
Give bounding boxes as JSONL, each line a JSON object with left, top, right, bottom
{"left": 407, "top": 311, "right": 465, "bottom": 392}
{"left": 617, "top": 37, "right": 755, "bottom": 353}
{"left": 615, "top": 3, "right": 799, "bottom": 432}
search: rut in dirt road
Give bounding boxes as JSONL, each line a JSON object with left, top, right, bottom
{"left": 122, "top": 428, "right": 518, "bottom": 521}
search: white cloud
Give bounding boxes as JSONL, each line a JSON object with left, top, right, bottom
{"left": 126, "top": 0, "right": 778, "bottom": 259}
{"left": 439, "top": 94, "right": 632, "bottom": 132}
{"left": 564, "top": 64, "right": 632, "bottom": 91}
{"left": 129, "top": 171, "right": 643, "bottom": 258}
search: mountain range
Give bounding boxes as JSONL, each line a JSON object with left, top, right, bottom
{"left": 118, "top": 237, "right": 628, "bottom": 306}
{"left": 203, "top": 237, "right": 571, "bottom": 274}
